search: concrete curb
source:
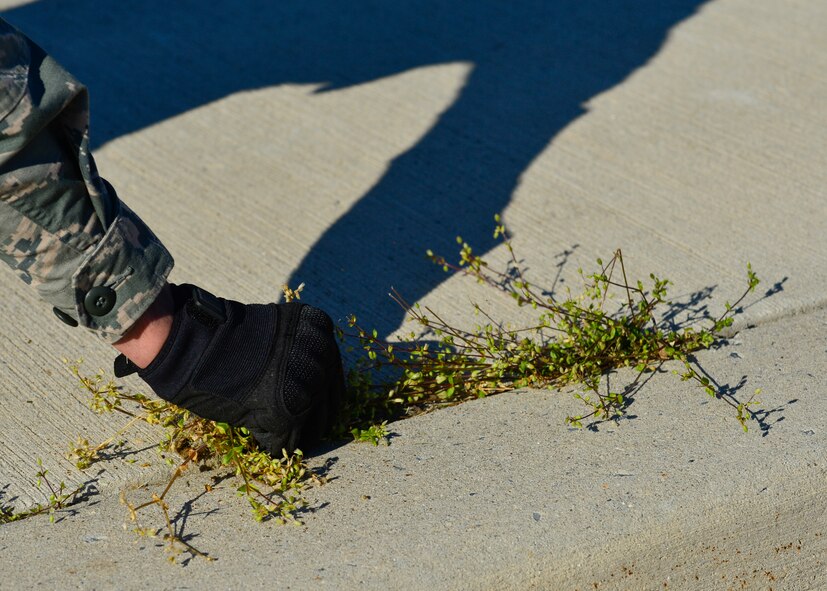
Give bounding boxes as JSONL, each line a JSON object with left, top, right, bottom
{"left": 1, "top": 307, "right": 825, "bottom": 589}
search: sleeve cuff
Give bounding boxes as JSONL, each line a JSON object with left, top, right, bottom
{"left": 71, "top": 201, "right": 174, "bottom": 343}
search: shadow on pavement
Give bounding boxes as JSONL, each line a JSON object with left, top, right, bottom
{"left": 3, "top": 0, "right": 708, "bottom": 337}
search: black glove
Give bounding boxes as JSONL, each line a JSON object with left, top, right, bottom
{"left": 114, "top": 283, "right": 344, "bottom": 455}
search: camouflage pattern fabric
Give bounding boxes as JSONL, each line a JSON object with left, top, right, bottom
{"left": 0, "top": 17, "right": 173, "bottom": 343}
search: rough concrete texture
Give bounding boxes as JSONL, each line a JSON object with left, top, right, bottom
{"left": 1, "top": 309, "right": 825, "bottom": 590}
{"left": 0, "top": 0, "right": 825, "bottom": 588}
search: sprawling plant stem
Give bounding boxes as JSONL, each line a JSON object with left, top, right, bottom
{"left": 341, "top": 218, "right": 761, "bottom": 431}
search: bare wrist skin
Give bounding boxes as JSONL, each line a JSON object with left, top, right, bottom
{"left": 112, "top": 283, "right": 174, "bottom": 368}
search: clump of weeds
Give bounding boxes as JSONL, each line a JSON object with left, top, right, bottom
{"left": 61, "top": 363, "right": 319, "bottom": 562}
{"left": 2, "top": 214, "right": 762, "bottom": 563}
{"left": 340, "top": 214, "right": 761, "bottom": 432}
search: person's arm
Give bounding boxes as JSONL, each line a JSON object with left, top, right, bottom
{"left": 0, "top": 17, "right": 173, "bottom": 343}
{"left": 0, "top": 19, "right": 342, "bottom": 455}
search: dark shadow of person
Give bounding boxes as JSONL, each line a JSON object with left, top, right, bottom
{"left": 3, "top": 0, "right": 708, "bottom": 339}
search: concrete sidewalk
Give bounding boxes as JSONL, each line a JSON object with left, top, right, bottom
{"left": 1, "top": 309, "right": 825, "bottom": 589}
{"left": 1, "top": 0, "right": 825, "bottom": 588}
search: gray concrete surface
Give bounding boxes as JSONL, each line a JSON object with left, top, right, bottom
{"left": 1, "top": 0, "right": 825, "bottom": 588}
{"left": 1, "top": 310, "right": 825, "bottom": 589}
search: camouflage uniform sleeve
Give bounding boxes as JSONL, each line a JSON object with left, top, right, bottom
{"left": 0, "top": 18, "right": 174, "bottom": 343}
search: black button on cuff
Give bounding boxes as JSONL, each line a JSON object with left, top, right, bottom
{"left": 84, "top": 286, "right": 117, "bottom": 317}
{"left": 53, "top": 307, "right": 79, "bottom": 327}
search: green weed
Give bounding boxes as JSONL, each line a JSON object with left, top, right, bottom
{"left": 0, "top": 458, "right": 87, "bottom": 524}
{"left": 340, "top": 215, "right": 761, "bottom": 432}
{"left": 2, "top": 214, "right": 763, "bottom": 562}
{"left": 60, "top": 364, "right": 322, "bottom": 561}
{"left": 351, "top": 421, "right": 390, "bottom": 446}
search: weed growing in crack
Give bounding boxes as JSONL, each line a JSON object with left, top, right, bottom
{"left": 0, "top": 459, "right": 87, "bottom": 524}
{"left": 2, "top": 215, "right": 763, "bottom": 562}
{"left": 350, "top": 421, "right": 390, "bottom": 446}
{"left": 60, "top": 363, "right": 322, "bottom": 562}
{"left": 340, "top": 215, "right": 762, "bottom": 432}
